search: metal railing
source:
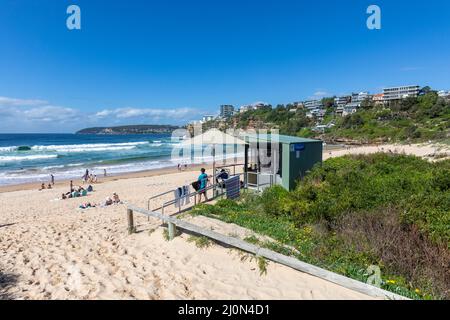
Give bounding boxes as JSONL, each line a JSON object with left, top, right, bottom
{"left": 215, "top": 163, "right": 244, "bottom": 176}
{"left": 146, "top": 170, "right": 277, "bottom": 218}
{"left": 246, "top": 172, "right": 276, "bottom": 192}
{"left": 147, "top": 189, "right": 176, "bottom": 211}
{"left": 160, "top": 173, "right": 246, "bottom": 216}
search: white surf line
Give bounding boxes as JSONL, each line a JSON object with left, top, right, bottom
{"left": 126, "top": 204, "right": 408, "bottom": 300}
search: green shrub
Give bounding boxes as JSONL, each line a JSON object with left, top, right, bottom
{"left": 261, "top": 185, "right": 289, "bottom": 216}
{"left": 191, "top": 154, "right": 450, "bottom": 299}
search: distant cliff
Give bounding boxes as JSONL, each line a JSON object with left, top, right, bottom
{"left": 76, "top": 125, "right": 180, "bottom": 135}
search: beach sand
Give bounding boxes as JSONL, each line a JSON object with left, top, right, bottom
{"left": 1, "top": 143, "right": 448, "bottom": 300}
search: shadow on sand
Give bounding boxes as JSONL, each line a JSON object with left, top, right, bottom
{"left": 0, "top": 271, "right": 18, "bottom": 300}
{"left": 0, "top": 223, "right": 16, "bottom": 229}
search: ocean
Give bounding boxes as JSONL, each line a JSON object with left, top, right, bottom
{"left": 0, "top": 133, "right": 190, "bottom": 186}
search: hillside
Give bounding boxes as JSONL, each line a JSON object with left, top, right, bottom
{"left": 76, "top": 125, "right": 180, "bottom": 135}
{"left": 322, "top": 92, "right": 450, "bottom": 144}
{"left": 192, "top": 154, "right": 450, "bottom": 299}
{"left": 210, "top": 91, "right": 449, "bottom": 144}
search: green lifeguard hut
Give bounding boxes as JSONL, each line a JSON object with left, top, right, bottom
{"left": 244, "top": 134, "right": 323, "bottom": 191}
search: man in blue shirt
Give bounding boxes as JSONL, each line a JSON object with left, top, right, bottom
{"left": 198, "top": 168, "right": 209, "bottom": 202}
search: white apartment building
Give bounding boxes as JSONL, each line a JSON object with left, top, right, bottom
{"left": 373, "top": 93, "right": 384, "bottom": 105}
{"left": 304, "top": 100, "right": 324, "bottom": 110}
{"left": 438, "top": 90, "right": 450, "bottom": 98}
{"left": 252, "top": 102, "right": 270, "bottom": 110}
{"left": 383, "top": 85, "right": 420, "bottom": 101}
{"left": 239, "top": 106, "right": 251, "bottom": 113}
{"left": 220, "top": 105, "right": 235, "bottom": 118}
{"left": 202, "top": 115, "right": 215, "bottom": 122}
{"left": 334, "top": 96, "right": 351, "bottom": 107}
{"left": 351, "top": 92, "right": 371, "bottom": 103}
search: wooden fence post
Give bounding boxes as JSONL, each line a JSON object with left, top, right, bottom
{"left": 127, "top": 208, "right": 135, "bottom": 235}
{"left": 168, "top": 222, "right": 176, "bottom": 240}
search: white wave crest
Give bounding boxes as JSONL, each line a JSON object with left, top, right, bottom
{"left": 30, "top": 141, "right": 148, "bottom": 153}
{"left": 0, "top": 155, "right": 58, "bottom": 162}
{"left": 0, "top": 146, "right": 18, "bottom": 152}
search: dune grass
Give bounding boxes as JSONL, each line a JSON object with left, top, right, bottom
{"left": 191, "top": 154, "right": 450, "bottom": 299}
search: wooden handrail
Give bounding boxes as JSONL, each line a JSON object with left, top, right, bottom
{"left": 126, "top": 204, "right": 408, "bottom": 300}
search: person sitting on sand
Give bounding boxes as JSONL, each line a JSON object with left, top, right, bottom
{"left": 72, "top": 190, "right": 80, "bottom": 198}
{"left": 113, "top": 193, "right": 121, "bottom": 204}
{"left": 47, "top": 184, "right": 52, "bottom": 189}
{"left": 93, "top": 175, "right": 98, "bottom": 183}
{"left": 61, "top": 193, "right": 67, "bottom": 200}
{"left": 79, "top": 202, "right": 95, "bottom": 209}
{"left": 104, "top": 197, "right": 113, "bottom": 206}
{"left": 81, "top": 189, "right": 88, "bottom": 197}
{"left": 87, "top": 185, "right": 94, "bottom": 192}
{"left": 39, "top": 183, "right": 46, "bottom": 191}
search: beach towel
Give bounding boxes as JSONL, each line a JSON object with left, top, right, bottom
{"left": 183, "top": 185, "right": 191, "bottom": 205}
{"left": 174, "top": 187, "right": 182, "bottom": 208}
{"left": 179, "top": 185, "right": 191, "bottom": 206}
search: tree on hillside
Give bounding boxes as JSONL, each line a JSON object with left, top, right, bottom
{"left": 322, "top": 97, "right": 336, "bottom": 109}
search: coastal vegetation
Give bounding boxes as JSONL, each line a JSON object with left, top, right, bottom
{"left": 211, "top": 89, "right": 449, "bottom": 144}
{"left": 190, "top": 154, "right": 450, "bottom": 299}
{"left": 324, "top": 91, "right": 450, "bottom": 143}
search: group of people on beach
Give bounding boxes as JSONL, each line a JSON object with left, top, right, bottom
{"left": 39, "top": 183, "right": 53, "bottom": 191}
{"left": 193, "top": 167, "right": 228, "bottom": 203}
{"left": 82, "top": 169, "right": 99, "bottom": 183}
{"left": 62, "top": 184, "right": 94, "bottom": 200}
{"left": 79, "top": 192, "right": 121, "bottom": 209}
{"left": 39, "top": 168, "right": 104, "bottom": 192}
{"left": 192, "top": 167, "right": 240, "bottom": 203}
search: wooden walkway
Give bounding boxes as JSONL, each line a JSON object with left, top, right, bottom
{"left": 126, "top": 204, "right": 408, "bottom": 300}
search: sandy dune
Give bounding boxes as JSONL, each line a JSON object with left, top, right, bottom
{"left": 1, "top": 143, "right": 446, "bottom": 300}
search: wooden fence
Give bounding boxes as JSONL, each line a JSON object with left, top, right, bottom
{"left": 126, "top": 204, "right": 408, "bottom": 300}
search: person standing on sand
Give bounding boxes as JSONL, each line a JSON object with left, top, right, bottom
{"left": 104, "top": 169, "right": 107, "bottom": 177}
{"left": 70, "top": 180, "right": 73, "bottom": 193}
{"left": 50, "top": 174, "right": 55, "bottom": 185}
{"left": 197, "top": 168, "right": 209, "bottom": 203}
{"left": 82, "top": 169, "right": 89, "bottom": 182}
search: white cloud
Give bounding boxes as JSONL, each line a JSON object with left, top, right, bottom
{"left": 95, "top": 107, "right": 201, "bottom": 120}
{"left": 313, "top": 91, "right": 329, "bottom": 98}
{"left": 0, "top": 95, "right": 204, "bottom": 132}
{"left": 0, "top": 96, "right": 48, "bottom": 107}
{"left": 23, "top": 106, "right": 79, "bottom": 122}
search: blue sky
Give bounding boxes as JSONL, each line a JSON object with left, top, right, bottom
{"left": 1, "top": 0, "right": 450, "bottom": 133}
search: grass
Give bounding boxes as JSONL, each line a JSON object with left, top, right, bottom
{"left": 162, "top": 227, "right": 182, "bottom": 241}
{"left": 190, "top": 154, "right": 450, "bottom": 300}
{"left": 187, "top": 235, "right": 212, "bottom": 249}
{"left": 257, "top": 257, "right": 268, "bottom": 276}
{"left": 162, "top": 228, "right": 170, "bottom": 241}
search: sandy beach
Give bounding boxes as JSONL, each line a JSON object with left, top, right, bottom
{"left": 1, "top": 143, "right": 448, "bottom": 300}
